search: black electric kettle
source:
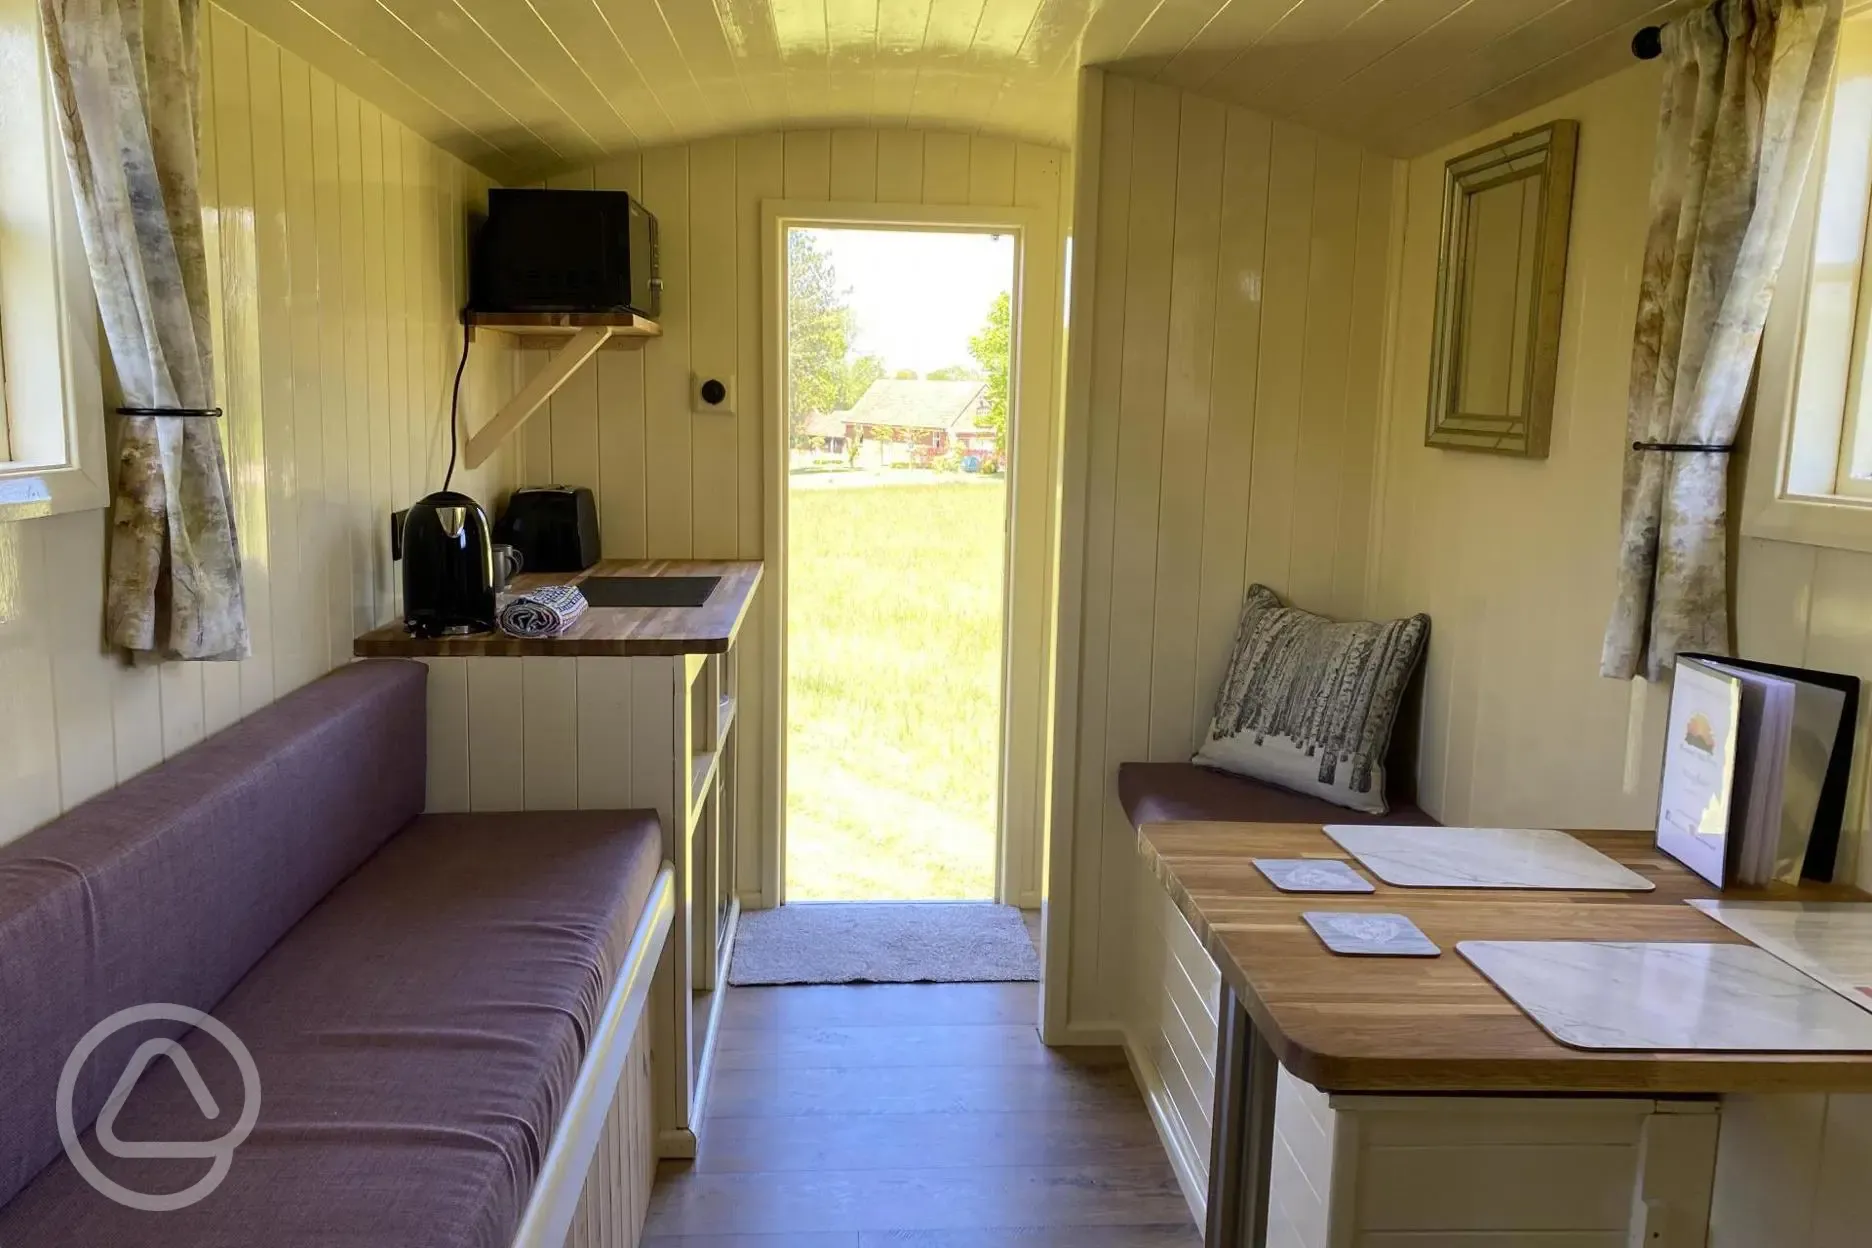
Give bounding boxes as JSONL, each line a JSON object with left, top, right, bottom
{"left": 401, "top": 490, "right": 496, "bottom": 636}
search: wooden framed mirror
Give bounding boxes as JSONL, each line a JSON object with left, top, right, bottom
{"left": 1426, "top": 121, "right": 1578, "bottom": 458}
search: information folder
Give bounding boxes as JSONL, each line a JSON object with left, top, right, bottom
{"left": 1656, "top": 654, "right": 1858, "bottom": 888}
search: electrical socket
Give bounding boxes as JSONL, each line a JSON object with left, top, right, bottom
{"left": 692, "top": 374, "right": 735, "bottom": 415}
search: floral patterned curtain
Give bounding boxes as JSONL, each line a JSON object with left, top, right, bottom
{"left": 1601, "top": 0, "right": 1839, "bottom": 682}
{"left": 40, "top": 0, "right": 247, "bottom": 659}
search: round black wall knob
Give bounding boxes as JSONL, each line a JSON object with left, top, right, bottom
{"left": 700, "top": 378, "right": 727, "bottom": 406}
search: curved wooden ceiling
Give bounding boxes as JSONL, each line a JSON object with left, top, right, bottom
{"left": 218, "top": 0, "right": 1677, "bottom": 181}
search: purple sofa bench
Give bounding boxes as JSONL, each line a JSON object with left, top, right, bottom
{"left": 0, "top": 659, "right": 666, "bottom": 1247}
{"left": 1118, "top": 762, "right": 1437, "bottom": 829}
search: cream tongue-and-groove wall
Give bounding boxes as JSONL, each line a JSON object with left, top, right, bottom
{"left": 1049, "top": 63, "right": 1396, "bottom": 1201}
{"left": 0, "top": 6, "right": 520, "bottom": 844}
{"left": 504, "top": 128, "right": 1069, "bottom": 907}
{"left": 1368, "top": 61, "right": 1672, "bottom": 838}
{"left": 1372, "top": 57, "right": 1872, "bottom": 1248}
{"left": 1372, "top": 58, "right": 1872, "bottom": 894}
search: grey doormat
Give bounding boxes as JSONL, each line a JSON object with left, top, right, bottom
{"left": 728, "top": 902, "right": 1041, "bottom": 985}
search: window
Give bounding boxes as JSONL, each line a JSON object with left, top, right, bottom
{"left": 0, "top": 0, "right": 107, "bottom": 521}
{"left": 1802, "top": 13, "right": 1872, "bottom": 504}
{"left": 1747, "top": 14, "right": 1872, "bottom": 545}
{"left": 1833, "top": 87, "right": 1872, "bottom": 501}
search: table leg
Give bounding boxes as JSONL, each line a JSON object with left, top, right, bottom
{"left": 1206, "top": 984, "right": 1277, "bottom": 1248}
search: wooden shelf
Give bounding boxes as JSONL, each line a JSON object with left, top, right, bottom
{"left": 690, "top": 748, "right": 721, "bottom": 812}
{"left": 465, "top": 309, "right": 661, "bottom": 343}
{"left": 461, "top": 311, "right": 661, "bottom": 468}
{"left": 686, "top": 698, "right": 737, "bottom": 809}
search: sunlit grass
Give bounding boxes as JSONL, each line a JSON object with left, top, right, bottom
{"left": 786, "top": 476, "right": 1006, "bottom": 900}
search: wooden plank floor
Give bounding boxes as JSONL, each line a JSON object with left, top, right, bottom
{"left": 645, "top": 983, "right": 1200, "bottom": 1247}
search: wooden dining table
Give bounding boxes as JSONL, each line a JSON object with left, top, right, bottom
{"left": 1136, "top": 820, "right": 1872, "bottom": 1248}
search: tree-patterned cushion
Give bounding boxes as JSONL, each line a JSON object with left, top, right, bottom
{"left": 1195, "top": 585, "right": 1430, "bottom": 815}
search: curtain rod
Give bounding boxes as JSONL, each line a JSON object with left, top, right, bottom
{"left": 1632, "top": 25, "right": 1665, "bottom": 59}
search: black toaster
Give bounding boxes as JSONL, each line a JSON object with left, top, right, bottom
{"left": 493, "top": 486, "right": 601, "bottom": 573}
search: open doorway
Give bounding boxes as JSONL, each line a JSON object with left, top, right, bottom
{"left": 783, "top": 225, "right": 1014, "bottom": 903}
{"left": 745, "top": 199, "right": 1055, "bottom": 991}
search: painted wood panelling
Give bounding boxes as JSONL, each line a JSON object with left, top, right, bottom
{"left": 216, "top": 0, "right": 1676, "bottom": 180}
{"left": 1088, "top": 0, "right": 1676, "bottom": 160}
{"left": 421, "top": 654, "right": 687, "bottom": 821}
{"left": 1368, "top": 62, "right": 1669, "bottom": 838}
{"left": 215, "top": 0, "right": 1091, "bottom": 179}
{"left": 506, "top": 128, "right": 1069, "bottom": 910}
{"left": 565, "top": 1017, "right": 656, "bottom": 1248}
{"left": 1157, "top": 1081, "right": 1716, "bottom": 1248}
{"left": 0, "top": 6, "right": 519, "bottom": 846}
{"left": 1126, "top": 874, "right": 1218, "bottom": 1222}
{"left": 1322, "top": 1098, "right": 1715, "bottom": 1247}
{"left": 1370, "top": 58, "right": 1872, "bottom": 1248}
{"left": 1135, "top": 1023, "right": 1718, "bottom": 1247}
{"left": 1373, "top": 58, "right": 1872, "bottom": 880}
{"left": 1051, "top": 64, "right": 1396, "bottom": 1123}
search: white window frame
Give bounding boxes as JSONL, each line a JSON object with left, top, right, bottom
{"left": 0, "top": 0, "right": 107, "bottom": 522}
{"left": 1833, "top": 166, "right": 1872, "bottom": 501}
{"left": 1745, "top": 13, "right": 1872, "bottom": 550}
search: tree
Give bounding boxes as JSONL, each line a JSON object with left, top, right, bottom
{"left": 967, "top": 291, "right": 1012, "bottom": 455}
{"left": 841, "top": 355, "right": 885, "bottom": 410}
{"left": 787, "top": 231, "right": 853, "bottom": 446}
{"left": 892, "top": 368, "right": 919, "bottom": 380}
{"left": 926, "top": 364, "right": 977, "bottom": 381}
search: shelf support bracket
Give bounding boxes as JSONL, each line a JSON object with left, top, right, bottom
{"left": 464, "top": 325, "right": 615, "bottom": 469}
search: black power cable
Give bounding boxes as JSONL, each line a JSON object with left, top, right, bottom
{"left": 442, "top": 320, "right": 472, "bottom": 493}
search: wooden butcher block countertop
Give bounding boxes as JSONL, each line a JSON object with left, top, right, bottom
{"left": 354, "top": 559, "right": 761, "bottom": 658}
{"left": 1139, "top": 820, "right": 1872, "bottom": 1097}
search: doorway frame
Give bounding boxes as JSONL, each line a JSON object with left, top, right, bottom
{"left": 760, "top": 200, "right": 1048, "bottom": 910}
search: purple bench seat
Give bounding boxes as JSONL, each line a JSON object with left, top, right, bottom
{"left": 1118, "top": 761, "right": 1437, "bottom": 829}
{"left": 0, "top": 660, "right": 662, "bottom": 1247}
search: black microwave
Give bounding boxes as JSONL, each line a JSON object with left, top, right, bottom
{"left": 469, "top": 188, "right": 660, "bottom": 319}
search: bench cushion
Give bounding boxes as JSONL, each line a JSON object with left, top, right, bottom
{"left": 0, "top": 810, "right": 664, "bottom": 1248}
{"left": 0, "top": 659, "right": 427, "bottom": 1210}
{"left": 1119, "top": 762, "right": 1437, "bottom": 829}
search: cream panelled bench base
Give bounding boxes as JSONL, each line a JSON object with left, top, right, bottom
{"left": 1117, "top": 761, "right": 1440, "bottom": 1226}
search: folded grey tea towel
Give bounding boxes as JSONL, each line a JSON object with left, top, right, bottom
{"left": 498, "top": 584, "right": 589, "bottom": 637}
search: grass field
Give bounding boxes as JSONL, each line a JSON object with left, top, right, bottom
{"left": 786, "top": 474, "right": 1006, "bottom": 900}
